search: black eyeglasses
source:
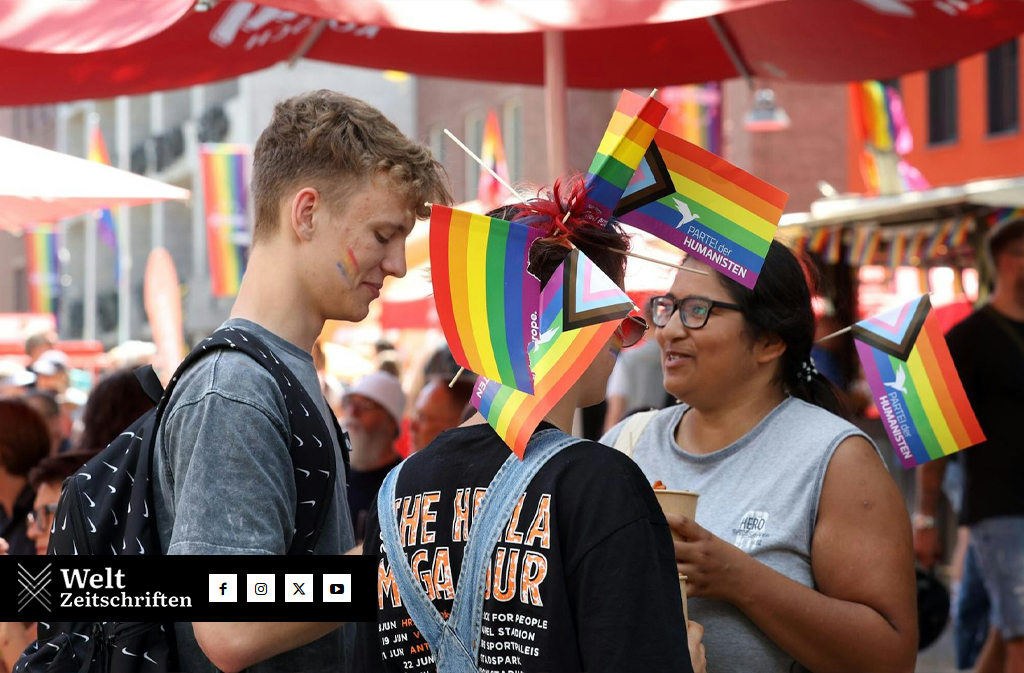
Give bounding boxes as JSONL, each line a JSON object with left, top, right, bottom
{"left": 649, "top": 295, "right": 743, "bottom": 330}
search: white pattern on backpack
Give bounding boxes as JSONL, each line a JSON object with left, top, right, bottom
{"left": 144, "top": 652, "right": 158, "bottom": 664}
{"left": 102, "top": 461, "right": 118, "bottom": 473}
{"left": 313, "top": 435, "right": 322, "bottom": 448}
{"left": 301, "top": 403, "right": 309, "bottom": 417}
{"left": 296, "top": 468, "right": 310, "bottom": 477}
{"left": 300, "top": 500, "right": 316, "bottom": 506}
{"left": 122, "top": 647, "right": 137, "bottom": 657}
{"left": 83, "top": 492, "right": 95, "bottom": 508}
{"left": 87, "top": 517, "right": 96, "bottom": 534}
{"left": 295, "top": 435, "right": 304, "bottom": 447}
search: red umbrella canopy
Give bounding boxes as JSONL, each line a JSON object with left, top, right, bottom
{"left": 1, "top": 0, "right": 1023, "bottom": 104}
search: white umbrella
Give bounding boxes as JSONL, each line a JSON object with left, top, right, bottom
{"left": 0, "top": 135, "right": 191, "bottom": 230}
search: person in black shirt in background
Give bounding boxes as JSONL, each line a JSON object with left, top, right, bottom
{"left": 355, "top": 176, "right": 704, "bottom": 673}
{"left": 915, "top": 219, "right": 1024, "bottom": 673}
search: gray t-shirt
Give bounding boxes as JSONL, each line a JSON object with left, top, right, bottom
{"left": 153, "top": 318, "right": 354, "bottom": 673}
{"left": 601, "top": 398, "right": 878, "bottom": 673}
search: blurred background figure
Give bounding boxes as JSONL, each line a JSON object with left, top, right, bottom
{"left": 0, "top": 361, "right": 34, "bottom": 398}
{"left": 409, "top": 375, "right": 475, "bottom": 453}
{"left": 0, "top": 399, "right": 51, "bottom": 555}
{"left": 25, "top": 450, "right": 98, "bottom": 556}
{"left": 28, "top": 350, "right": 70, "bottom": 396}
{"left": 23, "top": 331, "right": 56, "bottom": 367}
{"left": 341, "top": 371, "right": 406, "bottom": 542}
{"left": 21, "top": 390, "right": 72, "bottom": 455}
{"left": 602, "top": 301, "right": 669, "bottom": 434}
{"left": 73, "top": 369, "right": 155, "bottom": 453}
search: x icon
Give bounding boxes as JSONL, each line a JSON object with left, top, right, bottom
{"left": 292, "top": 582, "right": 305, "bottom": 596}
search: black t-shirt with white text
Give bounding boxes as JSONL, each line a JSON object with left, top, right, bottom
{"left": 353, "top": 423, "right": 693, "bottom": 673}
{"left": 946, "top": 307, "right": 1024, "bottom": 525}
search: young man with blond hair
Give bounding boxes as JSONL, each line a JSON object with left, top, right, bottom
{"left": 153, "top": 90, "right": 450, "bottom": 673}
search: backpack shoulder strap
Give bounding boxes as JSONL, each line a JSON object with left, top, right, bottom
{"left": 611, "top": 409, "right": 659, "bottom": 458}
{"left": 162, "top": 327, "right": 336, "bottom": 555}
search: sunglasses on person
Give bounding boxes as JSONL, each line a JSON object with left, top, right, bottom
{"left": 649, "top": 295, "right": 743, "bottom": 330}
{"left": 612, "top": 314, "right": 649, "bottom": 349}
{"left": 26, "top": 503, "right": 58, "bottom": 531}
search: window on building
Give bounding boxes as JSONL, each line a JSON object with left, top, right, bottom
{"left": 503, "top": 99, "right": 522, "bottom": 183}
{"left": 428, "top": 126, "right": 446, "bottom": 167}
{"left": 928, "top": 65, "right": 958, "bottom": 145}
{"left": 463, "top": 112, "right": 485, "bottom": 202}
{"left": 987, "top": 39, "right": 1019, "bottom": 135}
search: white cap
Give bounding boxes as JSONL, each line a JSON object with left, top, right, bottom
{"left": 345, "top": 371, "right": 406, "bottom": 427}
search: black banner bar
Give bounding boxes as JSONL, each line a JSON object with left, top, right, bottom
{"left": 3, "top": 556, "right": 377, "bottom": 621}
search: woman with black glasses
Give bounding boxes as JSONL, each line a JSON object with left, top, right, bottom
{"left": 601, "top": 241, "right": 917, "bottom": 673}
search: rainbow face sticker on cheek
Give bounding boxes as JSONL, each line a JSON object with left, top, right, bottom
{"left": 336, "top": 248, "right": 359, "bottom": 285}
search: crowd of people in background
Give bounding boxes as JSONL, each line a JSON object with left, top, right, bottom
{"left": 0, "top": 86, "right": 1020, "bottom": 673}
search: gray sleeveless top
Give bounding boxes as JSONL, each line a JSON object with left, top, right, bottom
{"left": 600, "top": 397, "right": 879, "bottom": 673}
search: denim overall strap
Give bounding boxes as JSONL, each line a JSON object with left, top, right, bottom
{"left": 447, "top": 429, "right": 583, "bottom": 661}
{"left": 378, "top": 461, "right": 447, "bottom": 649}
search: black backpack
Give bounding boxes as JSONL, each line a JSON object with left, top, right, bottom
{"left": 16, "top": 327, "right": 348, "bottom": 672}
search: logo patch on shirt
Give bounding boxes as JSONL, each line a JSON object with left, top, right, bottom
{"left": 733, "top": 510, "right": 770, "bottom": 551}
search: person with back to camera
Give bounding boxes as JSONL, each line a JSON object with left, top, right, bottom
{"left": 602, "top": 241, "right": 918, "bottom": 673}
{"left": 354, "top": 175, "right": 707, "bottom": 673}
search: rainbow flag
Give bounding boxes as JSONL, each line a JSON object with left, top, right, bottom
{"left": 823, "top": 225, "right": 843, "bottom": 265}
{"left": 853, "top": 295, "right": 985, "bottom": 468}
{"left": 612, "top": 129, "right": 788, "bottom": 289}
{"left": 807, "top": 227, "right": 830, "bottom": 255}
{"left": 949, "top": 214, "right": 973, "bottom": 248}
{"left": 25, "top": 227, "right": 61, "bottom": 315}
{"left": 905, "top": 229, "right": 929, "bottom": 266}
{"left": 889, "top": 232, "right": 907, "bottom": 268}
{"left": 430, "top": 204, "right": 543, "bottom": 394}
{"left": 87, "top": 124, "right": 120, "bottom": 274}
{"left": 477, "top": 110, "right": 511, "bottom": 207}
{"left": 200, "top": 144, "right": 250, "bottom": 297}
{"left": 473, "top": 249, "right": 633, "bottom": 457}
{"left": 847, "top": 228, "right": 869, "bottom": 266}
{"left": 924, "top": 219, "right": 954, "bottom": 260}
{"left": 860, "top": 229, "right": 882, "bottom": 266}
{"left": 585, "top": 90, "right": 668, "bottom": 222}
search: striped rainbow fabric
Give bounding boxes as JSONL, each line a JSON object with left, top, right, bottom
{"left": 472, "top": 249, "right": 631, "bottom": 457}
{"left": 430, "top": 204, "right": 543, "bottom": 394}
{"left": 854, "top": 295, "right": 985, "bottom": 468}
{"left": 25, "top": 227, "right": 60, "bottom": 314}
{"left": 87, "top": 124, "right": 120, "bottom": 275}
{"left": 923, "top": 219, "right": 954, "bottom": 260}
{"left": 612, "top": 129, "right": 788, "bottom": 289}
{"left": 584, "top": 90, "right": 668, "bottom": 222}
{"left": 200, "top": 144, "right": 250, "bottom": 297}
{"left": 889, "top": 232, "right": 907, "bottom": 268}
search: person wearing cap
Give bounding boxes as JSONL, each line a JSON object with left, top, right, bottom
{"left": 342, "top": 371, "right": 406, "bottom": 543}
{"left": 28, "top": 350, "right": 70, "bottom": 396}
{"left": 915, "top": 218, "right": 1024, "bottom": 673}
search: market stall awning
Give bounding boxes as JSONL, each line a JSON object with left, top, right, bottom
{"left": 0, "top": 136, "right": 192, "bottom": 231}
{"left": 781, "top": 176, "right": 1024, "bottom": 229}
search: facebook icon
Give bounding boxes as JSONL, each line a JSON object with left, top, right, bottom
{"left": 209, "top": 574, "right": 238, "bottom": 603}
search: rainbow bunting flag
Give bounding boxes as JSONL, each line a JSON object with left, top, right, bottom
{"left": 477, "top": 110, "right": 511, "bottom": 207}
{"left": 859, "top": 229, "right": 882, "bottom": 266}
{"left": 949, "top": 215, "right": 972, "bottom": 248}
{"left": 889, "top": 232, "right": 907, "bottom": 268}
{"left": 905, "top": 229, "right": 929, "bottom": 266}
{"left": 87, "top": 124, "right": 120, "bottom": 275}
{"left": 823, "top": 226, "right": 843, "bottom": 265}
{"left": 611, "top": 128, "right": 788, "bottom": 289}
{"left": 991, "top": 207, "right": 1024, "bottom": 228}
{"left": 585, "top": 90, "right": 668, "bottom": 222}
{"left": 473, "top": 249, "right": 634, "bottom": 457}
{"left": 853, "top": 295, "right": 985, "bottom": 468}
{"left": 923, "top": 219, "right": 953, "bottom": 260}
{"left": 847, "top": 227, "right": 870, "bottom": 266}
{"left": 200, "top": 144, "right": 251, "bottom": 297}
{"left": 807, "top": 227, "right": 830, "bottom": 255}
{"left": 25, "top": 227, "right": 60, "bottom": 315}
{"left": 430, "top": 204, "right": 543, "bottom": 394}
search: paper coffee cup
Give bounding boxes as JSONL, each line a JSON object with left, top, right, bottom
{"left": 653, "top": 489, "right": 699, "bottom": 541}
